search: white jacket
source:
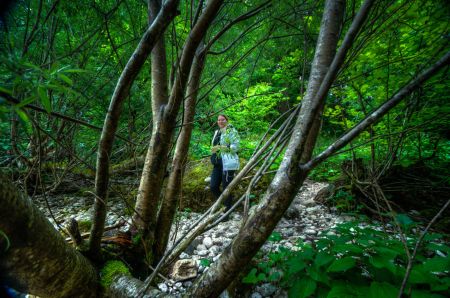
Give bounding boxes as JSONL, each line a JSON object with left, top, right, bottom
{"left": 211, "top": 125, "right": 240, "bottom": 171}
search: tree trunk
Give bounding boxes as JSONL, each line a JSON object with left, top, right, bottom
{"left": 87, "top": 0, "right": 180, "bottom": 259}
{"left": 0, "top": 173, "right": 99, "bottom": 298}
{"left": 153, "top": 47, "right": 206, "bottom": 263}
{"left": 188, "top": 0, "right": 346, "bottom": 295}
{"left": 132, "top": 0, "right": 224, "bottom": 242}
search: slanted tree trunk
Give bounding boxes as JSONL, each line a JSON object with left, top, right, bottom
{"left": 132, "top": 0, "right": 224, "bottom": 243}
{"left": 0, "top": 174, "right": 99, "bottom": 298}
{"left": 153, "top": 45, "right": 206, "bottom": 263}
{"left": 87, "top": 0, "right": 180, "bottom": 259}
{"left": 189, "top": 0, "right": 346, "bottom": 295}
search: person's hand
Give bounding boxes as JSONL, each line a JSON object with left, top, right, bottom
{"left": 211, "top": 145, "right": 227, "bottom": 153}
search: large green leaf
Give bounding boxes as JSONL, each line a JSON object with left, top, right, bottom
{"left": 327, "top": 257, "right": 356, "bottom": 272}
{"left": 37, "top": 86, "right": 51, "bottom": 113}
{"left": 368, "top": 282, "right": 398, "bottom": 298}
{"left": 327, "top": 283, "right": 360, "bottom": 298}
{"left": 57, "top": 73, "right": 73, "bottom": 85}
{"left": 369, "top": 254, "right": 396, "bottom": 273}
{"left": 289, "top": 277, "right": 317, "bottom": 298}
{"left": 315, "top": 251, "right": 334, "bottom": 267}
{"left": 421, "top": 256, "right": 450, "bottom": 273}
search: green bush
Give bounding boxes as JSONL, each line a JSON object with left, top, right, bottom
{"left": 243, "top": 220, "right": 450, "bottom": 298}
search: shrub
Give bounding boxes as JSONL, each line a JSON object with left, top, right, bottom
{"left": 243, "top": 220, "right": 450, "bottom": 297}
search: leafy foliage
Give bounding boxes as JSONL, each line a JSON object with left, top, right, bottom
{"left": 243, "top": 221, "right": 450, "bottom": 298}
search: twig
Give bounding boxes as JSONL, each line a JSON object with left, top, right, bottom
{"left": 398, "top": 199, "right": 450, "bottom": 297}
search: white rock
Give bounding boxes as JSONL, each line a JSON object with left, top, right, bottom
{"left": 197, "top": 244, "right": 207, "bottom": 251}
{"left": 250, "top": 292, "right": 263, "bottom": 298}
{"left": 209, "top": 245, "right": 220, "bottom": 255}
{"left": 158, "top": 283, "right": 168, "bottom": 292}
{"left": 203, "top": 237, "right": 213, "bottom": 248}
{"left": 304, "top": 229, "right": 317, "bottom": 235}
{"left": 179, "top": 252, "right": 190, "bottom": 259}
{"left": 197, "top": 250, "right": 209, "bottom": 256}
{"left": 212, "top": 237, "right": 224, "bottom": 246}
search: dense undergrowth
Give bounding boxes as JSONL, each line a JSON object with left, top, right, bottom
{"left": 243, "top": 219, "right": 450, "bottom": 298}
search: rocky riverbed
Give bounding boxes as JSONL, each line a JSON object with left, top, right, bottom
{"left": 34, "top": 179, "right": 350, "bottom": 297}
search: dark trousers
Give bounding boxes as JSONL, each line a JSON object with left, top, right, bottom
{"left": 210, "top": 164, "right": 235, "bottom": 211}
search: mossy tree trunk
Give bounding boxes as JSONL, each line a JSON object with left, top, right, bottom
{"left": 0, "top": 173, "right": 99, "bottom": 298}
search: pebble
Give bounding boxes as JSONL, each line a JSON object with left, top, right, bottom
{"left": 203, "top": 237, "right": 213, "bottom": 248}
{"left": 35, "top": 180, "right": 342, "bottom": 298}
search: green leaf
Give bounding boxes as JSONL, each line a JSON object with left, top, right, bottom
{"left": 242, "top": 268, "right": 258, "bottom": 284}
{"left": 57, "top": 73, "right": 73, "bottom": 85}
{"left": 61, "top": 68, "right": 89, "bottom": 73}
{"left": 289, "top": 277, "right": 317, "bottom": 298}
{"left": 0, "top": 86, "right": 12, "bottom": 95}
{"left": 327, "top": 257, "right": 356, "bottom": 272}
{"left": 315, "top": 252, "right": 334, "bottom": 267}
{"left": 269, "top": 231, "right": 282, "bottom": 242}
{"left": 411, "top": 290, "right": 446, "bottom": 298}
{"left": 396, "top": 214, "right": 414, "bottom": 227}
{"left": 333, "top": 243, "right": 364, "bottom": 254}
{"left": 327, "top": 284, "right": 358, "bottom": 298}
{"left": 15, "top": 96, "right": 36, "bottom": 108}
{"left": 199, "top": 258, "right": 211, "bottom": 267}
{"left": 369, "top": 282, "right": 397, "bottom": 298}
{"left": 369, "top": 254, "right": 396, "bottom": 273}
{"left": 268, "top": 271, "right": 281, "bottom": 282}
{"left": 15, "top": 108, "right": 29, "bottom": 123}
{"left": 307, "top": 264, "right": 330, "bottom": 285}
{"left": 37, "top": 86, "right": 51, "bottom": 113}
{"left": 422, "top": 256, "right": 450, "bottom": 273}
{"left": 287, "top": 258, "right": 306, "bottom": 275}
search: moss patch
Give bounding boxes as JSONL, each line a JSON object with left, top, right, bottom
{"left": 100, "top": 260, "right": 131, "bottom": 288}
{"left": 181, "top": 158, "right": 214, "bottom": 212}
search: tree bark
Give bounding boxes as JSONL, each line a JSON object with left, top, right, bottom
{"left": 188, "top": 0, "right": 346, "bottom": 296}
{"left": 153, "top": 46, "right": 206, "bottom": 263}
{"left": 87, "top": 0, "right": 180, "bottom": 259}
{"left": 0, "top": 173, "right": 99, "bottom": 298}
{"left": 132, "top": 0, "right": 224, "bottom": 241}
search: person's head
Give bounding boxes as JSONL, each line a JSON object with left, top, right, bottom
{"left": 217, "top": 114, "right": 229, "bottom": 129}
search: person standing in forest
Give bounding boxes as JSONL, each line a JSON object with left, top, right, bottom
{"left": 210, "top": 114, "right": 240, "bottom": 216}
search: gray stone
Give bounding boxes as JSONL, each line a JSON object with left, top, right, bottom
{"left": 250, "top": 292, "right": 263, "bottom": 298}
{"left": 183, "top": 281, "right": 193, "bottom": 287}
{"left": 301, "top": 198, "right": 316, "bottom": 207}
{"left": 257, "top": 283, "right": 277, "bottom": 296}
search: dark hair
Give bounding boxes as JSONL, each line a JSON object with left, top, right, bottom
{"left": 218, "top": 114, "right": 229, "bottom": 121}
